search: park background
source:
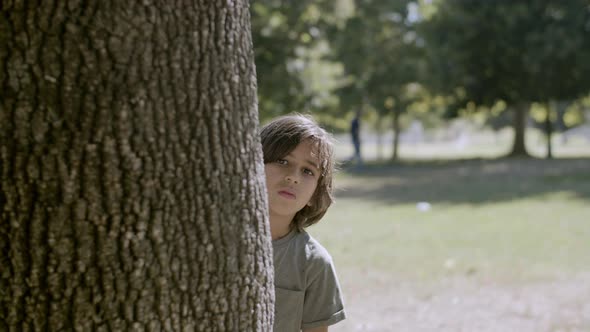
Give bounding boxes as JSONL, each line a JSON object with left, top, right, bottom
{"left": 251, "top": 0, "right": 590, "bottom": 331}
{"left": 3, "top": 1, "right": 589, "bottom": 331}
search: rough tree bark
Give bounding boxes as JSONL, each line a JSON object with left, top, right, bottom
{"left": 1, "top": 1, "right": 273, "bottom": 331}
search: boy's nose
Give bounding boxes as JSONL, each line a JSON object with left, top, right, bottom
{"left": 285, "top": 174, "right": 299, "bottom": 184}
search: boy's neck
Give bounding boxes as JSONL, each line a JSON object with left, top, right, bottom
{"left": 269, "top": 214, "right": 293, "bottom": 240}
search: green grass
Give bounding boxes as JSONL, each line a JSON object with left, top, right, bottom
{"left": 309, "top": 158, "right": 590, "bottom": 284}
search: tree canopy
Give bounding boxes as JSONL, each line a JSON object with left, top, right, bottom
{"left": 419, "top": 0, "right": 590, "bottom": 156}
{"left": 421, "top": 0, "right": 590, "bottom": 105}
{"left": 250, "top": 0, "right": 590, "bottom": 157}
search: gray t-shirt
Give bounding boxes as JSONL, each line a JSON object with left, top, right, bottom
{"left": 273, "top": 230, "right": 346, "bottom": 332}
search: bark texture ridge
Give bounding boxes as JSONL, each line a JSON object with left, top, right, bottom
{"left": 1, "top": 1, "right": 273, "bottom": 330}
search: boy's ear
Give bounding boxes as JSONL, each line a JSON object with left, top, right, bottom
{"left": 307, "top": 201, "right": 313, "bottom": 207}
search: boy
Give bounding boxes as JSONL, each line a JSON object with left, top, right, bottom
{"left": 260, "top": 114, "right": 346, "bottom": 332}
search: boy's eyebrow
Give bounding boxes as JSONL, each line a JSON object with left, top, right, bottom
{"left": 285, "top": 153, "right": 320, "bottom": 170}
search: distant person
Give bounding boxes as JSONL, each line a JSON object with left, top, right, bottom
{"left": 261, "top": 114, "right": 346, "bottom": 332}
{"left": 350, "top": 113, "right": 362, "bottom": 165}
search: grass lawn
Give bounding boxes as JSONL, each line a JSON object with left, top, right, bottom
{"left": 309, "top": 157, "right": 590, "bottom": 332}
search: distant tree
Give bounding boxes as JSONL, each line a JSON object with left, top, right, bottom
{"left": 331, "top": 0, "right": 424, "bottom": 160}
{"left": 1, "top": 1, "right": 273, "bottom": 330}
{"left": 421, "top": 0, "right": 590, "bottom": 157}
{"left": 251, "top": 0, "right": 343, "bottom": 121}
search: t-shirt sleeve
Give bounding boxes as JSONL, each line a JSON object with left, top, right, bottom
{"left": 301, "top": 242, "right": 346, "bottom": 330}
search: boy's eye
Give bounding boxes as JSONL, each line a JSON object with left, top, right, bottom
{"left": 276, "top": 159, "right": 288, "bottom": 165}
{"left": 303, "top": 168, "right": 314, "bottom": 176}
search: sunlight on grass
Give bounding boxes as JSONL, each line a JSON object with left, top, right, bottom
{"left": 310, "top": 162, "right": 590, "bottom": 283}
{"left": 306, "top": 159, "right": 590, "bottom": 331}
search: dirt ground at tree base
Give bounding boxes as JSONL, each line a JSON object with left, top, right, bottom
{"left": 334, "top": 273, "right": 590, "bottom": 332}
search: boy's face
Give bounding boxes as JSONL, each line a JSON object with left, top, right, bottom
{"left": 264, "top": 139, "right": 320, "bottom": 223}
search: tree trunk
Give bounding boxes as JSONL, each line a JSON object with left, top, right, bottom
{"left": 1, "top": 1, "right": 273, "bottom": 331}
{"left": 545, "top": 102, "right": 554, "bottom": 159}
{"left": 391, "top": 108, "right": 401, "bottom": 161}
{"left": 376, "top": 113, "right": 384, "bottom": 161}
{"left": 508, "top": 103, "right": 530, "bottom": 157}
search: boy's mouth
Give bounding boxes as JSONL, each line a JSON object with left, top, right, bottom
{"left": 278, "top": 190, "right": 296, "bottom": 199}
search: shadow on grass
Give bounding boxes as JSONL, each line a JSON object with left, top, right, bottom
{"left": 335, "top": 157, "right": 590, "bottom": 205}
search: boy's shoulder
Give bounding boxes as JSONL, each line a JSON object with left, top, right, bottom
{"left": 274, "top": 230, "right": 335, "bottom": 290}
{"left": 297, "top": 231, "right": 334, "bottom": 269}
{"left": 280, "top": 230, "right": 333, "bottom": 267}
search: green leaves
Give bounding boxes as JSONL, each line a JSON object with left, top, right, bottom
{"left": 331, "top": 0, "right": 424, "bottom": 115}
{"left": 251, "top": 0, "right": 343, "bottom": 120}
{"left": 420, "top": 0, "right": 590, "bottom": 105}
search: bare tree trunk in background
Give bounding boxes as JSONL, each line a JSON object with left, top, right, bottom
{"left": 0, "top": 1, "right": 273, "bottom": 331}
{"left": 508, "top": 103, "right": 530, "bottom": 157}
{"left": 391, "top": 108, "right": 401, "bottom": 161}
{"left": 545, "top": 101, "right": 554, "bottom": 159}
{"left": 376, "top": 112, "right": 384, "bottom": 161}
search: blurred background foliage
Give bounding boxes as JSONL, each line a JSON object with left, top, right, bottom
{"left": 251, "top": 3, "right": 590, "bottom": 329}
{"left": 251, "top": 0, "right": 590, "bottom": 159}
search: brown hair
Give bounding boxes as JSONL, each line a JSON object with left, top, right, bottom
{"left": 260, "top": 114, "right": 335, "bottom": 231}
